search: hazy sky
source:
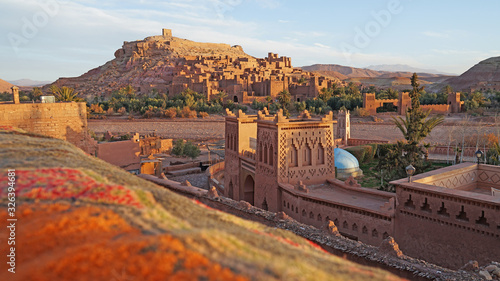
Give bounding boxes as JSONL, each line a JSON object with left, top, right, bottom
{"left": 2, "top": 0, "right": 500, "bottom": 81}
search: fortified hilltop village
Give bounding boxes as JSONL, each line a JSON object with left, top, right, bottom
{"left": 1, "top": 28, "right": 500, "bottom": 281}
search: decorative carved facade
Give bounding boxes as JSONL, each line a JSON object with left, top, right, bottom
{"left": 222, "top": 109, "right": 499, "bottom": 270}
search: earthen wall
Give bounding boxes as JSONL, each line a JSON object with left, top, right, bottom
{"left": 0, "top": 102, "right": 95, "bottom": 153}
{"left": 280, "top": 185, "right": 394, "bottom": 246}
{"left": 395, "top": 184, "right": 500, "bottom": 269}
{"left": 97, "top": 140, "right": 141, "bottom": 170}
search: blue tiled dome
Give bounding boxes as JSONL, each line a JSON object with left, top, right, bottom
{"left": 334, "top": 148, "right": 359, "bottom": 170}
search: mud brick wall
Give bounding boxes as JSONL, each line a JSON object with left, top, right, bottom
{"left": 0, "top": 102, "right": 91, "bottom": 152}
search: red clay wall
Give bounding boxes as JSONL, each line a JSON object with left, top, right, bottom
{"left": 395, "top": 184, "right": 500, "bottom": 269}
{"left": 347, "top": 138, "right": 389, "bottom": 146}
{"left": 0, "top": 102, "right": 94, "bottom": 153}
{"left": 420, "top": 104, "right": 449, "bottom": 114}
{"left": 280, "top": 185, "right": 394, "bottom": 246}
{"left": 97, "top": 140, "right": 141, "bottom": 170}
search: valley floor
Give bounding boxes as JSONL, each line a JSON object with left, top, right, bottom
{"left": 88, "top": 114, "right": 499, "bottom": 144}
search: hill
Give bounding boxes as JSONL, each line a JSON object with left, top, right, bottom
{"left": 444, "top": 56, "right": 500, "bottom": 91}
{"left": 365, "top": 64, "right": 456, "bottom": 76}
{"left": 0, "top": 126, "right": 402, "bottom": 281}
{"left": 0, "top": 78, "right": 14, "bottom": 93}
{"left": 301, "top": 64, "right": 383, "bottom": 78}
{"left": 301, "top": 64, "right": 453, "bottom": 90}
{"left": 47, "top": 30, "right": 255, "bottom": 98}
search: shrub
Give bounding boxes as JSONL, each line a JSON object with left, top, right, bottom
{"left": 171, "top": 139, "right": 200, "bottom": 160}
{"left": 294, "top": 101, "right": 306, "bottom": 112}
{"left": 163, "top": 107, "right": 177, "bottom": 119}
{"left": 184, "top": 141, "right": 201, "bottom": 160}
{"left": 251, "top": 99, "right": 266, "bottom": 110}
{"left": 120, "top": 134, "right": 131, "bottom": 141}
{"left": 352, "top": 106, "right": 370, "bottom": 117}
{"left": 117, "top": 107, "right": 127, "bottom": 115}
{"left": 180, "top": 106, "right": 197, "bottom": 118}
{"left": 377, "top": 144, "right": 395, "bottom": 158}
{"left": 199, "top": 112, "right": 209, "bottom": 118}
{"left": 171, "top": 139, "right": 185, "bottom": 156}
{"left": 360, "top": 145, "right": 374, "bottom": 162}
{"left": 90, "top": 103, "right": 104, "bottom": 114}
{"left": 106, "top": 108, "right": 114, "bottom": 115}
{"left": 367, "top": 143, "right": 378, "bottom": 160}
{"left": 344, "top": 146, "right": 365, "bottom": 164}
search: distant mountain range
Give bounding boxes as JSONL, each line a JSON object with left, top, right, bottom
{"left": 364, "top": 64, "right": 457, "bottom": 76}
{"left": 300, "top": 64, "right": 453, "bottom": 90}
{"left": 7, "top": 79, "right": 52, "bottom": 87}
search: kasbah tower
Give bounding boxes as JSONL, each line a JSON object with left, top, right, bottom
{"left": 222, "top": 107, "right": 500, "bottom": 270}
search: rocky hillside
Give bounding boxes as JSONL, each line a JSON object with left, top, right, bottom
{"left": 0, "top": 78, "right": 14, "bottom": 93}
{"left": 0, "top": 126, "right": 402, "bottom": 281}
{"left": 48, "top": 32, "right": 253, "bottom": 98}
{"left": 444, "top": 56, "right": 500, "bottom": 91}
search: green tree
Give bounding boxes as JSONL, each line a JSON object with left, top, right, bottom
{"left": 443, "top": 84, "right": 453, "bottom": 95}
{"left": 121, "top": 85, "right": 136, "bottom": 99}
{"left": 214, "top": 91, "right": 228, "bottom": 105}
{"left": 382, "top": 73, "right": 444, "bottom": 178}
{"left": 184, "top": 141, "right": 201, "bottom": 160}
{"left": 386, "top": 88, "right": 399, "bottom": 99}
{"left": 29, "top": 87, "right": 43, "bottom": 101}
{"left": 265, "top": 96, "right": 273, "bottom": 104}
{"left": 464, "top": 91, "right": 486, "bottom": 111}
{"left": 171, "top": 139, "right": 200, "bottom": 160}
{"left": 50, "top": 85, "right": 83, "bottom": 102}
{"left": 297, "top": 77, "right": 308, "bottom": 85}
{"left": 277, "top": 90, "right": 291, "bottom": 117}
{"left": 294, "top": 101, "right": 306, "bottom": 112}
{"left": 171, "top": 139, "right": 185, "bottom": 156}
{"left": 346, "top": 82, "right": 360, "bottom": 96}
{"left": 318, "top": 87, "right": 333, "bottom": 102}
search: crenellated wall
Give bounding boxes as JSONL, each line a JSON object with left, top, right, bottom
{"left": 420, "top": 104, "right": 449, "bottom": 114}
{"left": 392, "top": 163, "right": 500, "bottom": 269}
{"left": 280, "top": 181, "right": 395, "bottom": 246}
{"left": 362, "top": 92, "right": 462, "bottom": 115}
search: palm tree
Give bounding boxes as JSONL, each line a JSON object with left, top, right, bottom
{"left": 393, "top": 74, "right": 444, "bottom": 145}
{"left": 50, "top": 85, "right": 83, "bottom": 102}
{"left": 277, "top": 90, "right": 291, "bottom": 117}
{"left": 29, "top": 87, "right": 43, "bottom": 101}
{"left": 318, "top": 87, "right": 333, "bottom": 102}
{"left": 265, "top": 96, "right": 273, "bottom": 104}
{"left": 297, "top": 77, "right": 308, "bottom": 85}
{"left": 214, "top": 91, "right": 227, "bottom": 105}
{"left": 443, "top": 84, "right": 453, "bottom": 95}
{"left": 392, "top": 73, "right": 444, "bottom": 174}
{"left": 393, "top": 109, "right": 444, "bottom": 145}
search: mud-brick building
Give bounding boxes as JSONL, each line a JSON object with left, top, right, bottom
{"left": 223, "top": 109, "right": 396, "bottom": 246}
{"left": 363, "top": 92, "right": 463, "bottom": 115}
{"left": 222, "top": 109, "right": 500, "bottom": 269}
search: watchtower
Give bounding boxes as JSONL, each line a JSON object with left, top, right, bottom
{"left": 162, "top": 28, "right": 172, "bottom": 38}
{"left": 11, "top": 86, "right": 19, "bottom": 104}
{"left": 397, "top": 92, "right": 411, "bottom": 115}
{"left": 336, "top": 109, "right": 350, "bottom": 146}
{"left": 447, "top": 92, "right": 461, "bottom": 113}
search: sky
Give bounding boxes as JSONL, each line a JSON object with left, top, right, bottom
{"left": 1, "top": 0, "right": 500, "bottom": 82}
